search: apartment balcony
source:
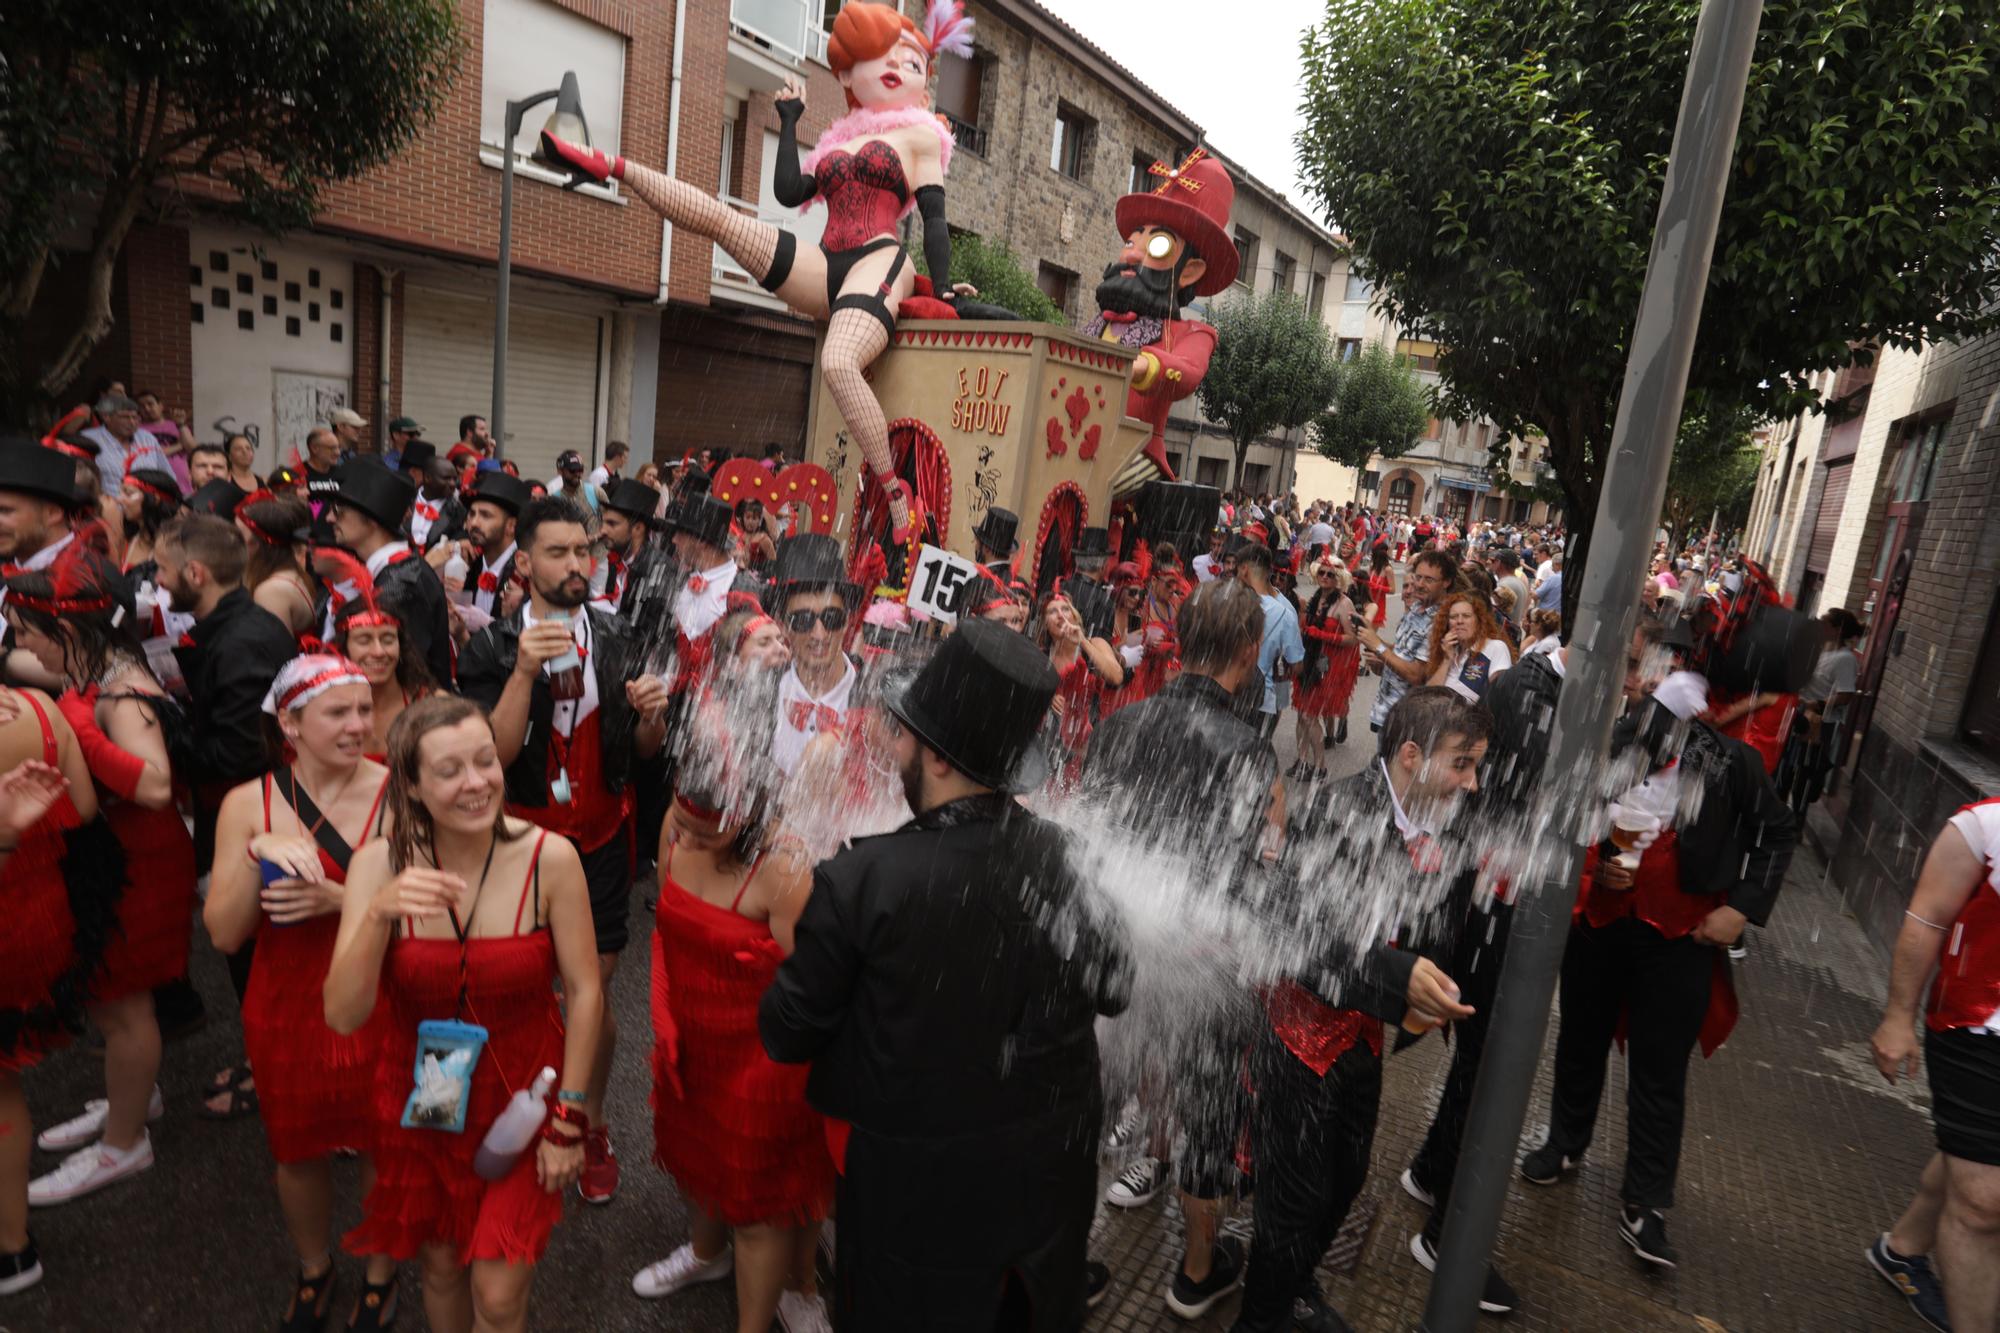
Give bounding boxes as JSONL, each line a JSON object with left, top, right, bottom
{"left": 942, "top": 112, "right": 989, "bottom": 158}
{"left": 728, "top": 0, "right": 828, "bottom": 92}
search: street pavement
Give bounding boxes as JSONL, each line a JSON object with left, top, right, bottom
{"left": 7, "top": 578, "right": 1940, "bottom": 1331}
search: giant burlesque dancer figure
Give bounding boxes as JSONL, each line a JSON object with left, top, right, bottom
{"left": 541, "top": 0, "right": 976, "bottom": 550}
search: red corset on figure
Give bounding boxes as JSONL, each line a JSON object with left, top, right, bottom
{"left": 818, "top": 141, "right": 910, "bottom": 249}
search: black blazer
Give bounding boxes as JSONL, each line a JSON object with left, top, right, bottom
{"left": 173, "top": 588, "right": 299, "bottom": 791}
{"left": 374, "top": 552, "right": 454, "bottom": 687}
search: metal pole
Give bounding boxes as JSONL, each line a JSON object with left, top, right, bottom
{"left": 1419, "top": 3, "right": 1764, "bottom": 1329}
{"left": 493, "top": 99, "right": 522, "bottom": 463}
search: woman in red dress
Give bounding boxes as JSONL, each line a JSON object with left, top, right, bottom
{"left": 0, "top": 697, "right": 106, "bottom": 1297}
{"left": 5, "top": 550, "right": 195, "bottom": 1207}
{"left": 630, "top": 780, "right": 833, "bottom": 1331}
{"left": 203, "top": 655, "right": 401, "bottom": 1331}
{"left": 323, "top": 550, "right": 434, "bottom": 763}
{"left": 1101, "top": 562, "right": 1177, "bottom": 717}
{"left": 1040, "top": 592, "right": 1123, "bottom": 789}
{"left": 330, "top": 695, "right": 601, "bottom": 1333}
{"left": 1367, "top": 543, "right": 1395, "bottom": 629}
{"left": 1294, "top": 560, "right": 1362, "bottom": 780}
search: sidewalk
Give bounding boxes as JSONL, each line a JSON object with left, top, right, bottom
{"left": 1085, "top": 843, "right": 1936, "bottom": 1333}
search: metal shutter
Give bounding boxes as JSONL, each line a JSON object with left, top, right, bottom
{"left": 1805, "top": 459, "right": 1851, "bottom": 573}
{"left": 401, "top": 285, "right": 602, "bottom": 484}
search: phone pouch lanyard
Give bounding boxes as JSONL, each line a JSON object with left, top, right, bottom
{"left": 401, "top": 1018, "right": 489, "bottom": 1133}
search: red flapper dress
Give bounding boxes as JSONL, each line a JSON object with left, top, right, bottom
{"left": 1368, "top": 572, "right": 1393, "bottom": 628}
{"left": 241, "top": 771, "right": 391, "bottom": 1164}
{"left": 1296, "top": 601, "right": 1361, "bottom": 719}
{"left": 349, "top": 832, "right": 569, "bottom": 1265}
{"left": 0, "top": 694, "right": 86, "bottom": 1074}
{"left": 650, "top": 848, "right": 834, "bottom": 1227}
{"left": 80, "top": 690, "right": 196, "bottom": 1000}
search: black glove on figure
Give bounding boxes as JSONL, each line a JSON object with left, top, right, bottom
{"left": 916, "top": 184, "right": 952, "bottom": 300}
{"left": 773, "top": 96, "right": 817, "bottom": 207}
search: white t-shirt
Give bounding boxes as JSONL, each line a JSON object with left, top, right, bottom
{"left": 587, "top": 465, "right": 613, "bottom": 489}
{"left": 1439, "top": 637, "right": 1513, "bottom": 702}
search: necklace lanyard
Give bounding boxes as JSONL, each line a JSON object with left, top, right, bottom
{"left": 438, "top": 830, "right": 501, "bottom": 1021}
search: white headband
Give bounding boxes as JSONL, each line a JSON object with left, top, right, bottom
{"left": 261, "top": 653, "right": 369, "bottom": 716}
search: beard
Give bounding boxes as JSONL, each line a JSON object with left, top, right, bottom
{"left": 539, "top": 574, "right": 589, "bottom": 609}
{"left": 1095, "top": 261, "right": 1184, "bottom": 319}
{"left": 898, "top": 748, "right": 925, "bottom": 813}
{"left": 162, "top": 572, "right": 199, "bottom": 614}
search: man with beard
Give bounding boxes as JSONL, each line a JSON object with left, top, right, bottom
{"left": 1084, "top": 150, "right": 1238, "bottom": 486}
{"left": 598, "top": 478, "right": 668, "bottom": 617}
{"left": 325, "top": 465, "right": 453, "bottom": 685}
{"left": 433, "top": 470, "right": 531, "bottom": 623}
{"left": 459, "top": 495, "right": 671, "bottom": 1207}
{"left": 761, "top": 619, "right": 1130, "bottom": 1331}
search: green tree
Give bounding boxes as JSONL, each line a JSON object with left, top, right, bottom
{"left": 1663, "top": 398, "right": 1762, "bottom": 550}
{"left": 1298, "top": 0, "right": 2000, "bottom": 618}
{"left": 911, "top": 234, "right": 1060, "bottom": 323}
{"left": 1197, "top": 289, "right": 1341, "bottom": 492}
{"left": 1, "top": 0, "right": 462, "bottom": 416}
{"left": 1310, "top": 338, "right": 1431, "bottom": 478}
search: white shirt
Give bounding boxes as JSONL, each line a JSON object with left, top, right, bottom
{"left": 1535, "top": 560, "right": 1555, "bottom": 585}
{"left": 471, "top": 542, "right": 517, "bottom": 617}
{"left": 410, "top": 493, "right": 445, "bottom": 547}
{"left": 1192, "top": 553, "right": 1219, "bottom": 584}
{"left": 1380, "top": 758, "right": 1436, "bottom": 841}
{"left": 674, "top": 558, "right": 738, "bottom": 643}
{"left": 773, "top": 658, "right": 856, "bottom": 777}
{"left": 587, "top": 465, "right": 612, "bottom": 489}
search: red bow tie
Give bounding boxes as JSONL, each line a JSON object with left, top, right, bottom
{"left": 786, "top": 701, "right": 841, "bottom": 734}
{"left": 1407, "top": 833, "right": 1445, "bottom": 875}
{"left": 0, "top": 564, "right": 20, "bottom": 578}
{"left": 176, "top": 632, "right": 196, "bottom": 650}
{"left": 415, "top": 499, "right": 439, "bottom": 522}
{"left": 687, "top": 575, "right": 708, "bottom": 595}
{"left": 477, "top": 572, "right": 498, "bottom": 593}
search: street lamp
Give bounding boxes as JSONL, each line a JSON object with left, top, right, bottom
{"left": 492, "top": 70, "right": 588, "bottom": 461}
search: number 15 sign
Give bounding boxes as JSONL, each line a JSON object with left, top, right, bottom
{"left": 906, "top": 544, "right": 984, "bottom": 624}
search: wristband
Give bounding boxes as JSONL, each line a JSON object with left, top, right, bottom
{"left": 556, "top": 1089, "right": 587, "bottom": 1105}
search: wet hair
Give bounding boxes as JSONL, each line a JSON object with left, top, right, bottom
{"left": 3, "top": 548, "right": 144, "bottom": 684}
{"left": 124, "top": 471, "right": 183, "bottom": 542}
{"left": 158, "top": 513, "right": 246, "bottom": 586}
{"left": 1377, "top": 685, "right": 1492, "bottom": 762}
{"left": 382, "top": 694, "right": 523, "bottom": 874}
{"left": 241, "top": 492, "right": 312, "bottom": 590}
{"left": 516, "top": 494, "right": 590, "bottom": 552}
{"left": 1151, "top": 540, "right": 1180, "bottom": 574}
{"left": 1177, "top": 579, "right": 1263, "bottom": 674}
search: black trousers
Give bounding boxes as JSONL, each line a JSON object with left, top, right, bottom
{"left": 1410, "top": 900, "right": 1514, "bottom": 1240}
{"left": 1546, "top": 916, "right": 1716, "bottom": 1209}
{"left": 1237, "top": 1029, "right": 1382, "bottom": 1331}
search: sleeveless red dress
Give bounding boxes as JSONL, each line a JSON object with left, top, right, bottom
{"left": 650, "top": 847, "right": 834, "bottom": 1226}
{"left": 241, "top": 771, "right": 391, "bottom": 1164}
{"left": 348, "top": 832, "right": 568, "bottom": 1265}
{"left": 0, "top": 694, "right": 86, "bottom": 1074}
{"left": 82, "top": 689, "right": 196, "bottom": 1001}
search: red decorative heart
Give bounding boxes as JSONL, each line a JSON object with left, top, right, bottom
{"left": 710, "top": 459, "right": 837, "bottom": 535}
{"left": 1065, "top": 386, "right": 1090, "bottom": 436}
{"left": 1079, "top": 423, "right": 1102, "bottom": 461}
{"left": 1045, "top": 417, "right": 1068, "bottom": 458}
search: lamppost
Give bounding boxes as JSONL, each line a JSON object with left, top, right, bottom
{"left": 492, "top": 70, "right": 588, "bottom": 461}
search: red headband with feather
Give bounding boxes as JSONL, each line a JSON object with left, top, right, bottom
{"left": 317, "top": 546, "right": 398, "bottom": 631}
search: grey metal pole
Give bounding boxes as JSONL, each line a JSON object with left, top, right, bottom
{"left": 493, "top": 99, "right": 530, "bottom": 463}
{"left": 1418, "top": 3, "right": 1764, "bottom": 1329}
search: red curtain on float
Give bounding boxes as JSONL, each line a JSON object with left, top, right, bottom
{"left": 1034, "top": 484, "right": 1086, "bottom": 599}
{"left": 848, "top": 419, "right": 953, "bottom": 586}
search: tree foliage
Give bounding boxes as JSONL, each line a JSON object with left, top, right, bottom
{"left": 912, "top": 233, "right": 1060, "bottom": 323}
{"left": 1664, "top": 398, "right": 1762, "bottom": 548}
{"left": 1197, "top": 289, "right": 1341, "bottom": 491}
{"left": 0, "top": 0, "right": 462, "bottom": 416}
{"left": 1310, "top": 338, "right": 1431, "bottom": 470}
{"left": 1297, "top": 0, "right": 2000, "bottom": 615}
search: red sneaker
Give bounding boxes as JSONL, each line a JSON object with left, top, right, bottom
{"left": 579, "top": 1126, "right": 620, "bottom": 1205}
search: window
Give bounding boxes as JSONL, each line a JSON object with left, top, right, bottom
{"left": 1343, "top": 271, "right": 1372, "bottom": 303}
{"left": 1196, "top": 456, "right": 1228, "bottom": 488}
{"left": 1307, "top": 271, "right": 1327, "bottom": 317}
{"left": 1398, "top": 338, "right": 1440, "bottom": 372}
{"left": 1271, "top": 251, "right": 1296, "bottom": 295}
{"left": 1036, "top": 262, "right": 1076, "bottom": 317}
{"left": 1387, "top": 476, "right": 1415, "bottom": 516}
{"left": 480, "top": 0, "right": 625, "bottom": 167}
{"left": 1131, "top": 150, "right": 1162, "bottom": 194}
{"left": 1242, "top": 463, "right": 1271, "bottom": 496}
{"left": 1051, "top": 105, "right": 1093, "bottom": 180}
{"left": 1234, "top": 227, "right": 1260, "bottom": 290}
{"left": 935, "top": 50, "right": 988, "bottom": 155}
{"left": 1336, "top": 337, "right": 1361, "bottom": 361}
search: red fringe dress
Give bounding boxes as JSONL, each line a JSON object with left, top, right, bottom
{"left": 349, "top": 832, "right": 568, "bottom": 1265}
{"left": 0, "top": 694, "right": 87, "bottom": 1074}
{"left": 1297, "top": 598, "right": 1361, "bottom": 719}
{"left": 240, "top": 771, "right": 391, "bottom": 1164}
{"left": 71, "top": 689, "right": 196, "bottom": 1000}
{"left": 650, "top": 848, "right": 834, "bottom": 1227}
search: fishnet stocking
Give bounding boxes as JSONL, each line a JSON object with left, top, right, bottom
{"left": 822, "top": 308, "right": 904, "bottom": 534}
{"left": 621, "top": 161, "right": 780, "bottom": 281}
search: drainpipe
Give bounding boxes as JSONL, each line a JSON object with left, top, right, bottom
{"left": 656, "top": 0, "right": 690, "bottom": 303}
{"left": 376, "top": 265, "right": 397, "bottom": 450}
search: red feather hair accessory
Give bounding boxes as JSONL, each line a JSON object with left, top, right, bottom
{"left": 317, "top": 546, "right": 398, "bottom": 631}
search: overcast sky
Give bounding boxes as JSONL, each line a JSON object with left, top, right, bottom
{"left": 1032, "top": 0, "right": 1333, "bottom": 228}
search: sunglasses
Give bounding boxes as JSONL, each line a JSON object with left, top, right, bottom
{"left": 786, "top": 607, "right": 849, "bottom": 633}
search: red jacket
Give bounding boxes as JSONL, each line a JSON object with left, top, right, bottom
{"left": 1121, "top": 319, "right": 1216, "bottom": 479}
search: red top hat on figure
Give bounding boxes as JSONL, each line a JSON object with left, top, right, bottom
{"left": 1114, "top": 150, "right": 1240, "bottom": 297}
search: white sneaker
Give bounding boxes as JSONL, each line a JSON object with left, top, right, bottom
{"left": 1101, "top": 1097, "right": 1144, "bottom": 1160}
{"left": 28, "top": 1135, "right": 154, "bottom": 1206}
{"left": 776, "top": 1288, "right": 833, "bottom": 1333}
{"left": 631, "top": 1242, "right": 733, "bottom": 1299}
{"left": 1105, "top": 1156, "right": 1169, "bottom": 1209}
{"left": 1399, "top": 1167, "right": 1436, "bottom": 1208}
{"left": 36, "top": 1087, "right": 165, "bottom": 1152}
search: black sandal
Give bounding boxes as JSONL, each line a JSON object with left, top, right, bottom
{"left": 198, "top": 1070, "right": 259, "bottom": 1121}
{"left": 280, "top": 1264, "right": 337, "bottom": 1333}
{"left": 348, "top": 1277, "right": 398, "bottom": 1331}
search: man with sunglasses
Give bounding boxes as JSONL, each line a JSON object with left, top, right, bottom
{"left": 769, "top": 534, "right": 864, "bottom": 777}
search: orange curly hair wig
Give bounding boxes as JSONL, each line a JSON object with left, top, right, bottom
{"left": 828, "top": 3, "right": 930, "bottom": 108}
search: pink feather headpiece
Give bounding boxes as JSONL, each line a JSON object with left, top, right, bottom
{"left": 924, "top": 0, "right": 974, "bottom": 60}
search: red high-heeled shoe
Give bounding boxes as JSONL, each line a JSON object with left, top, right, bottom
{"left": 876, "top": 473, "right": 915, "bottom": 546}
{"left": 539, "top": 131, "right": 625, "bottom": 185}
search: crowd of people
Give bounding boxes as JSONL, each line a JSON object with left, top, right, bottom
{"left": 0, "top": 391, "right": 1985, "bottom": 1333}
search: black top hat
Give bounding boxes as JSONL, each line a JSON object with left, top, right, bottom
{"left": 332, "top": 462, "right": 415, "bottom": 534}
{"left": 0, "top": 439, "right": 77, "bottom": 506}
{"left": 470, "top": 470, "right": 532, "bottom": 517}
{"left": 663, "top": 494, "right": 734, "bottom": 552}
{"left": 399, "top": 439, "right": 438, "bottom": 472}
{"left": 186, "top": 478, "right": 250, "bottom": 519}
{"left": 1073, "top": 527, "right": 1111, "bottom": 559}
{"left": 769, "top": 533, "right": 861, "bottom": 608}
{"left": 605, "top": 478, "right": 660, "bottom": 522}
{"left": 884, "top": 617, "right": 1057, "bottom": 792}
{"left": 971, "top": 508, "right": 1019, "bottom": 556}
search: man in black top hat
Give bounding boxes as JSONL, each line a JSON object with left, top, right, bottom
{"left": 184, "top": 477, "right": 250, "bottom": 520}
{"left": 1062, "top": 526, "right": 1117, "bottom": 641}
{"left": 433, "top": 470, "right": 532, "bottom": 622}
{"left": 0, "top": 437, "right": 80, "bottom": 688}
{"left": 761, "top": 619, "right": 1131, "bottom": 1332}
{"left": 971, "top": 507, "right": 1020, "bottom": 579}
{"left": 327, "top": 464, "right": 453, "bottom": 685}
{"left": 405, "top": 445, "right": 465, "bottom": 552}
{"left": 599, "top": 478, "right": 666, "bottom": 617}
{"left": 662, "top": 492, "right": 760, "bottom": 695}
{"left": 768, "top": 534, "right": 863, "bottom": 778}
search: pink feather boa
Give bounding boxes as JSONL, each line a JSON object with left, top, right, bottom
{"left": 797, "top": 105, "right": 955, "bottom": 218}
